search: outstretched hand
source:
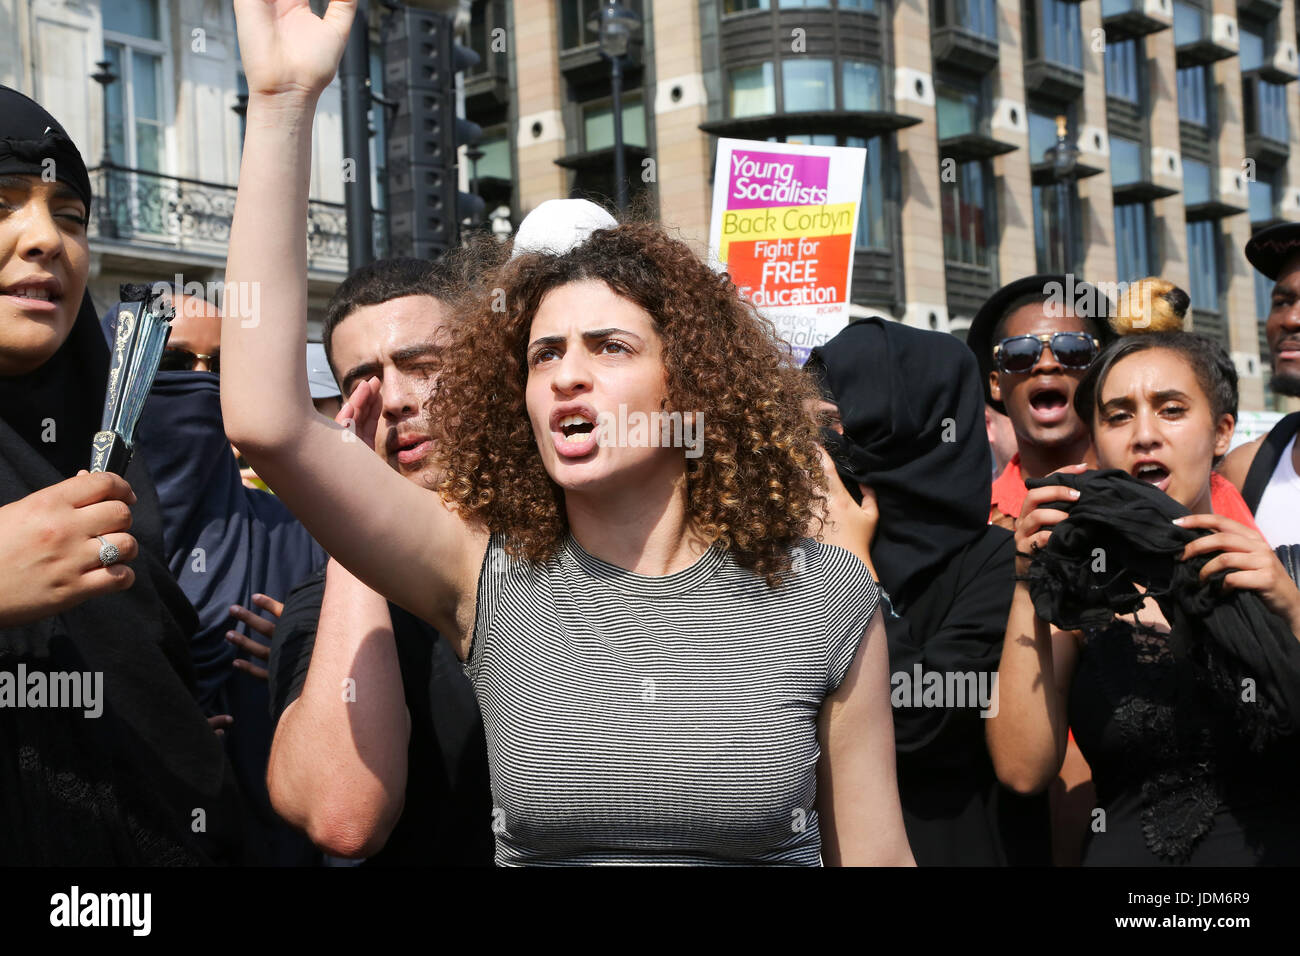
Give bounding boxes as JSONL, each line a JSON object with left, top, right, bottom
{"left": 233, "top": 0, "right": 356, "bottom": 101}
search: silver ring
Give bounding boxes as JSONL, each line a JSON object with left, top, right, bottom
{"left": 96, "top": 535, "right": 121, "bottom": 567}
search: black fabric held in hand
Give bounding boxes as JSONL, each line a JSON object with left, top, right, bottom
{"left": 1025, "top": 469, "right": 1300, "bottom": 750}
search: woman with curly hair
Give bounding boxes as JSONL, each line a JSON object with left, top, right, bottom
{"left": 220, "top": 0, "right": 911, "bottom": 866}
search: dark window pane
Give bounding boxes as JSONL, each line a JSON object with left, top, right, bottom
{"left": 1113, "top": 201, "right": 1152, "bottom": 281}
{"left": 1041, "top": 0, "right": 1082, "bottom": 69}
{"left": 1177, "top": 65, "right": 1208, "bottom": 125}
{"left": 1104, "top": 37, "right": 1141, "bottom": 104}
{"left": 1186, "top": 220, "right": 1220, "bottom": 315}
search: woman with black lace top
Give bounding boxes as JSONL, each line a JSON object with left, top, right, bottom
{"left": 988, "top": 332, "right": 1300, "bottom": 864}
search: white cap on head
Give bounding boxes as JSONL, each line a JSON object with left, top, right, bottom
{"left": 510, "top": 198, "right": 617, "bottom": 259}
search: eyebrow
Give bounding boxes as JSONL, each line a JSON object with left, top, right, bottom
{"left": 0, "top": 174, "right": 85, "bottom": 206}
{"left": 527, "top": 328, "right": 643, "bottom": 351}
{"left": 1100, "top": 388, "right": 1192, "bottom": 411}
{"left": 339, "top": 343, "right": 444, "bottom": 393}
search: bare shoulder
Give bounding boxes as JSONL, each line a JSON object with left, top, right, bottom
{"left": 1217, "top": 436, "right": 1266, "bottom": 491}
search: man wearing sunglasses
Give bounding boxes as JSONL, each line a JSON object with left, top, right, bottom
{"left": 966, "top": 274, "right": 1115, "bottom": 532}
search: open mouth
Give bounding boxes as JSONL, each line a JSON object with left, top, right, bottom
{"left": 1132, "top": 462, "right": 1171, "bottom": 489}
{"left": 558, "top": 414, "right": 596, "bottom": 444}
{"left": 1027, "top": 386, "right": 1070, "bottom": 424}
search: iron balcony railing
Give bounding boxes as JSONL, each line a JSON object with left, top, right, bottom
{"left": 87, "top": 165, "right": 386, "bottom": 267}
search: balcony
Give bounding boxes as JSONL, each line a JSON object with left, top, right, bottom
{"left": 932, "top": 0, "right": 1000, "bottom": 74}
{"left": 1102, "top": 0, "right": 1173, "bottom": 41}
{"left": 1174, "top": 2, "right": 1238, "bottom": 67}
{"left": 88, "top": 165, "right": 363, "bottom": 273}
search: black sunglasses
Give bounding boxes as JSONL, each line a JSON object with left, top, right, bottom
{"left": 993, "top": 332, "right": 1098, "bottom": 374}
{"left": 159, "top": 347, "right": 220, "bottom": 374}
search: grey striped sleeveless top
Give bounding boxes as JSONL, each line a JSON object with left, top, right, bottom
{"left": 466, "top": 532, "right": 879, "bottom": 865}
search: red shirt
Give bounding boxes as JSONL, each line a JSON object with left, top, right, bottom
{"left": 988, "top": 454, "right": 1259, "bottom": 532}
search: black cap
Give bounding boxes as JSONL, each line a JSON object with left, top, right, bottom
{"left": 966, "top": 274, "right": 1115, "bottom": 414}
{"left": 1245, "top": 222, "right": 1300, "bottom": 282}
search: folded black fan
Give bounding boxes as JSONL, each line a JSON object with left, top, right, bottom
{"left": 90, "top": 283, "right": 174, "bottom": 475}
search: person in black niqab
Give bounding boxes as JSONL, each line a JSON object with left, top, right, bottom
{"left": 807, "top": 317, "right": 1049, "bottom": 865}
{"left": 0, "top": 85, "right": 254, "bottom": 863}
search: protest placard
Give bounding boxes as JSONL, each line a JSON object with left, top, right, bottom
{"left": 708, "top": 138, "right": 867, "bottom": 363}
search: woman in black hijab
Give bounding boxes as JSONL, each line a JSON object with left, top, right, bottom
{"left": 808, "top": 317, "right": 1049, "bottom": 865}
{"left": 0, "top": 85, "right": 252, "bottom": 863}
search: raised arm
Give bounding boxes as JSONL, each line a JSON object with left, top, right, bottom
{"left": 222, "top": 0, "right": 483, "bottom": 635}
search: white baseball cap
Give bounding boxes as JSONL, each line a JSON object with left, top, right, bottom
{"left": 510, "top": 198, "right": 617, "bottom": 259}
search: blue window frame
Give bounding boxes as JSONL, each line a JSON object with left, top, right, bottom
{"left": 1186, "top": 219, "right": 1221, "bottom": 314}
{"left": 1172, "top": 1, "right": 1203, "bottom": 45}
{"left": 1040, "top": 0, "right": 1082, "bottom": 69}
{"left": 1113, "top": 201, "right": 1152, "bottom": 281}
{"left": 1183, "top": 158, "right": 1212, "bottom": 204}
{"left": 1177, "top": 65, "right": 1209, "bottom": 125}
{"left": 1104, "top": 37, "right": 1141, "bottom": 104}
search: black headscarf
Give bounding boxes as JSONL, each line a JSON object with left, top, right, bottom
{"left": 805, "top": 316, "right": 993, "bottom": 609}
{"left": 0, "top": 87, "right": 255, "bottom": 863}
{"left": 807, "top": 318, "right": 1047, "bottom": 865}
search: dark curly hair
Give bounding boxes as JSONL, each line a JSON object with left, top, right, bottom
{"left": 426, "top": 220, "right": 828, "bottom": 586}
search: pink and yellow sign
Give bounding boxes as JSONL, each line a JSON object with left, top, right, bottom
{"left": 708, "top": 138, "right": 867, "bottom": 363}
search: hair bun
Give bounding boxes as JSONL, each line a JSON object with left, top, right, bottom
{"left": 1109, "top": 276, "right": 1188, "bottom": 335}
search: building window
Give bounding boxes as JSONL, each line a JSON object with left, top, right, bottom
{"left": 944, "top": 0, "right": 997, "bottom": 39}
{"left": 1113, "top": 201, "right": 1153, "bottom": 281}
{"left": 1028, "top": 107, "right": 1065, "bottom": 163}
{"left": 1038, "top": 0, "right": 1083, "bottom": 69}
{"left": 1183, "top": 158, "right": 1212, "bottom": 204}
{"left": 1104, "top": 37, "right": 1141, "bottom": 104}
{"left": 1032, "top": 183, "right": 1079, "bottom": 273}
{"left": 1172, "top": 0, "right": 1204, "bottom": 45}
{"left": 724, "top": 0, "right": 769, "bottom": 10}
{"left": 778, "top": 0, "right": 832, "bottom": 7}
{"left": 1110, "top": 135, "right": 1143, "bottom": 186}
{"left": 842, "top": 61, "right": 883, "bottom": 111}
{"left": 1186, "top": 219, "right": 1221, "bottom": 314}
{"left": 1249, "top": 167, "right": 1279, "bottom": 222}
{"left": 102, "top": 0, "right": 165, "bottom": 172}
{"left": 783, "top": 58, "right": 835, "bottom": 111}
{"left": 583, "top": 94, "right": 647, "bottom": 150}
{"left": 1246, "top": 78, "right": 1290, "bottom": 141}
{"left": 1176, "top": 65, "right": 1210, "bottom": 125}
{"left": 729, "top": 62, "right": 777, "bottom": 116}
{"left": 560, "top": 0, "right": 642, "bottom": 51}
{"left": 941, "top": 159, "right": 992, "bottom": 266}
{"left": 937, "top": 79, "right": 982, "bottom": 137}
{"left": 1239, "top": 16, "right": 1270, "bottom": 71}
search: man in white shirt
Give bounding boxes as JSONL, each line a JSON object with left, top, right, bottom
{"left": 1220, "top": 222, "right": 1300, "bottom": 547}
